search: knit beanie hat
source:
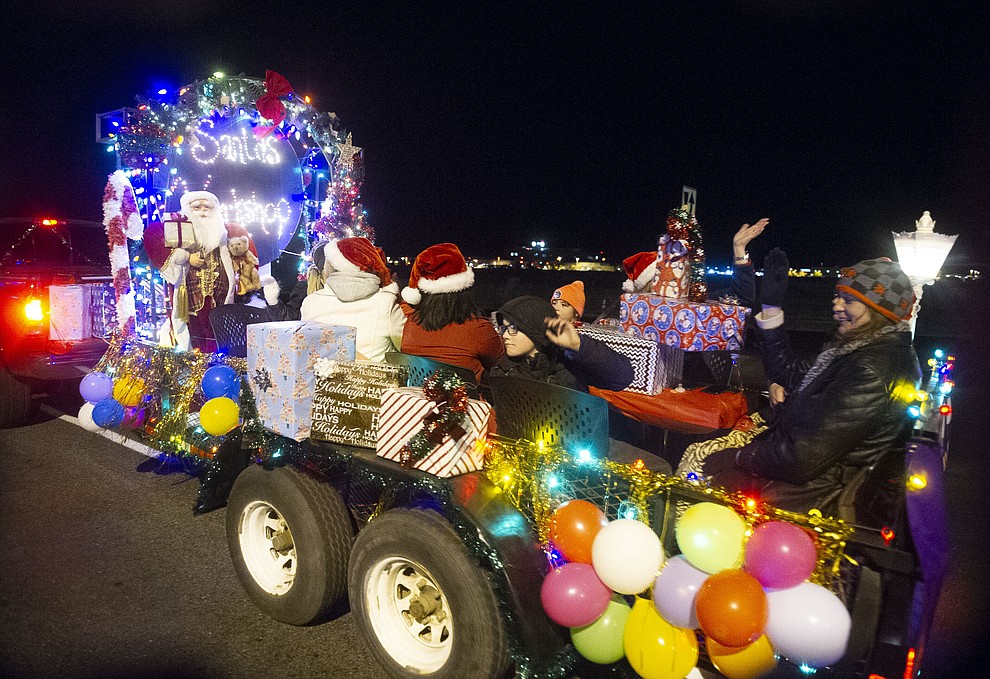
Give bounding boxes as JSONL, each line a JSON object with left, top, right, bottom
{"left": 325, "top": 237, "right": 394, "bottom": 289}
{"left": 402, "top": 243, "right": 474, "bottom": 305}
{"left": 623, "top": 251, "right": 659, "bottom": 293}
{"left": 551, "top": 280, "right": 586, "bottom": 317}
{"left": 836, "top": 257, "right": 915, "bottom": 322}
{"left": 495, "top": 296, "right": 556, "bottom": 352}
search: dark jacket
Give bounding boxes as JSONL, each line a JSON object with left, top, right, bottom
{"left": 265, "top": 279, "right": 308, "bottom": 322}
{"left": 486, "top": 334, "right": 634, "bottom": 393}
{"left": 719, "top": 323, "right": 921, "bottom": 515}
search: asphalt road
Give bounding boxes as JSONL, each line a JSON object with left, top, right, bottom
{"left": 0, "top": 407, "right": 388, "bottom": 679}
{"left": 2, "top": 349, "right": 988, "bottom": 679}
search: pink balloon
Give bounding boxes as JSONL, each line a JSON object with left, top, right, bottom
{"left": 541, "top": 562, "right": 612, "bottom": 628}
{"left": 744, "top": 521, "right": 817, "bottom": 590}
{"left": 652, "top": 555, "right": 708, "bottom": 628}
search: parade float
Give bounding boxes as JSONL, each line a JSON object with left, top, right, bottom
{"left": 76, "top": 71, "right": 950, "bottom": 679}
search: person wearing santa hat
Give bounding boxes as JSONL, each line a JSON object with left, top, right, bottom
{"left": 621, "top": 251, "right": 659, "bottom": 294}
{"left": 143, "top": 190, "right": 237, "bottom": 352}
{"left": 400, "top": 243, "right": 504, "bottom": 383}
{"left": 550, "top": 280, "right": 585, "bottom": 324}
{"left": 300, "top": 237, "right": 405, "bottom": 362}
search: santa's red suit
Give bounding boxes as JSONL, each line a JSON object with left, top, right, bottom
{"left": 144, "top": 191, "right": 237, "bottom": 352}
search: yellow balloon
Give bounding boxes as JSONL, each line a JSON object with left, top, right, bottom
{"left": 675, "top": 502, "right": 746, "bottom": 573}
{"left": 623, "top": 597, "right": 698, "bottom": 679}
{"left": 200, "top": 397, "right": 239, "bottom": 436}
{"left": 112, "top": 376, "right": 146, "bottom": 407}
{"left": 707, "top": 635, "right": 778, "bottom": 679}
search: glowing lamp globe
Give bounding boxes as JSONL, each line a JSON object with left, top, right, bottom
{"left": 892, "top": 211, "right": 957, "bottom": 285}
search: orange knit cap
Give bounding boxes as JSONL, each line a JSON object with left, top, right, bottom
{"left": 551, "top": 280, "right": 586, "bottom": 317}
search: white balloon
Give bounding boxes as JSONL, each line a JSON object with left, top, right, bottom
{"left": 591, "top": 519, "right": 664, "bottom": 595}
{"left": 765, "top": 582, "right": 852, "bottom": 668}
{"left": 77, "top": 402, "right": 102, "bottom": 432}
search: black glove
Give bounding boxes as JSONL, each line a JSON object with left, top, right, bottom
{"left": 759, "top": 247, "right": 790, "bottom": 309}
{"left": 701, "top": 449, "right": 738, "bottom": 477}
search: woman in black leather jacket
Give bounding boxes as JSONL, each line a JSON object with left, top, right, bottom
{"left": 701, "top": 253, "right": 922, "bottom": 516}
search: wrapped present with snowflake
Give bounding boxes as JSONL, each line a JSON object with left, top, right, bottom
{"left": 247, "top": 321, "right": 356, "bottom": 440}
{"left": 377, "top": 371, "right": 494, "bottom": 477}
{"left": 619, "top": 293, "right": 750, "bottom": 352}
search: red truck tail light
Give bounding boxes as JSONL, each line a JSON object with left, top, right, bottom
{"left": 24, "top": 298, "right": 45, "bottom": 322}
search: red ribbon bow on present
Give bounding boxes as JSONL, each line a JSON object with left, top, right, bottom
{"left": 399, "top": 370, "right": 470, "bottom": 468}
{"left": 255, "top": 70, "right": 294, "bottom": 137}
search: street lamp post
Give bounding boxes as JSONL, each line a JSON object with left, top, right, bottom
{"left": 892, "top": 211, "right": 957, "bottom": 337}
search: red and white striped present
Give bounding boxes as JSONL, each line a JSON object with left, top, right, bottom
{"left": 377, "top": 387, "right": 493, "bottom": 477}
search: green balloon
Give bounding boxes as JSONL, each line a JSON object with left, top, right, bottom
{"left": 570, "top": 595, "right": 632, "bottom": 664}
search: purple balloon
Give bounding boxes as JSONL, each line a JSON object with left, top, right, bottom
{"left": 652, "top": 555, "right": 709, "bottom": 628}
{"left": 745, "top": 521, "right": 817, "bottom": 590}
{"left": 79, "top": 372, "right": 113, "bottom": 404}
{"left": 541, "top": 562, "right": 612, "bottom": 628}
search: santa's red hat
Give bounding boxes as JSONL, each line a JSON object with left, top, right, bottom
{"left": 623, "top": 251, "right": 658, "bottom": 293}
{"left": 402, "top": 243, "right": 474, "bottom": 305}
{"left": 325, "top": 237, "right": 395, "bottom": 290}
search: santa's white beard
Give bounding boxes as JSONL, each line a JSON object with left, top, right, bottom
{"left": 186, "top": 211, "right": 226, "bottom": 252}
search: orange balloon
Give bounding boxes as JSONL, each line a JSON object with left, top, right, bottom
{"left": 548, "top": 499, "right": 609, "bottom": 563}
{"left": 707, "top": 635, "right": 778, "bottom": 679}
{"left": 695, "top": 569, "right": 768, "bottom": 648}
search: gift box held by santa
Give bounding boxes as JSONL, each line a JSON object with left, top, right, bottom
{"left": 144, "top": 190, "right": 254, "bottom": 352}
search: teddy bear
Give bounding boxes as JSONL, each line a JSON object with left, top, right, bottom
{"left": 227, "top": 235, "right": 262, "bottom": 296}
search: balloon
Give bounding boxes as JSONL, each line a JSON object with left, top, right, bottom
{"left": 695, "top": 569, "right": 768, "bottom": 648}
{"left": 77, "top": 402, "right": 102, "bottom": 432}
{"left": 675, "top": 502, "right": 746, "bottom": 573}
{"left": 91, "top": 398, "right": 125, "bottom": 429}
{"left": 122, "top": 407, "right": 147, "bottom": 430}
{"left": 745, "top": 521, "right": 817, "bottom": 590}
{"left": 652, "top": 555, "right": 708, "bottom": 629}
{"left": 623, "top": 597, "right": 698, "bottom": 679}
{"left": 199, "top": 397, "right": 239, "bottom": 436}
{"left": 112, "top": 376, "right": 146, "bottom": 407}
{"left": 540, "top": 562, "right": 612, "bottom": 628}
{"left": 765, "top": 582, "right": 851, "bottom": 668}
{"left": 707, "top": 635, "right": 778, "bottom": 679}
{"left": 202, "top": 365, "right": 238, "bottom": 400}
{"left": 549, "top": 499, "right": 609, "bottom": 564}
{"left": 79, "top": 372, "right": 113, "bottom": 404}
{"left": 591, "top": 519, "right": 664, "bottom": 594}
{"left": 570, "top": 595, "right": 631, "bottom": 664}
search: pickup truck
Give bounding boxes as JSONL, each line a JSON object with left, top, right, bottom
{"left": 0, "top": 218, "right": 112, "bottom": 426}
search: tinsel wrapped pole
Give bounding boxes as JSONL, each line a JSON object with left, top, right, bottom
{"left": 102, "top": 171, "right": 146, "bottom": 335}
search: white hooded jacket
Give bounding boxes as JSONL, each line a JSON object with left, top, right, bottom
{"left": 300, "top": 271, "right": 406, "bottom": 362}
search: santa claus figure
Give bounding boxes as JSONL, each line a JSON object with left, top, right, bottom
{"left": 144, "top": 191, "right": 237, "bottom": 352}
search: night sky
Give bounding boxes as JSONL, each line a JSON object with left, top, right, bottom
{"left": 2, "top": 0, "right": 986, "bottom": 268}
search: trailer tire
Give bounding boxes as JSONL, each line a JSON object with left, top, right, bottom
{"left": 348, "top": 508, "right": 510, "bottom": 679}
{"left": 0, "top": 364, "right": 32, "bottom": 428}
{"left": 226, "top": 464, "right": 352, "bottom": 625}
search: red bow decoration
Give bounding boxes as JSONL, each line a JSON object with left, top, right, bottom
{"left": 255, "top": 70, "right": 294, "bottom": 136}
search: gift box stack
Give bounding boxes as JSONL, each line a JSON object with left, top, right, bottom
{"left": 377, "top": 386, "right": 494, "bottom": 477}
{"left": 577, "top": 324, "right": 683, "bottom": 393}
{"left": 247, "top": 321, "right": 356, "bottom": 440}
{"left": 618, "top": 206, "right": 749, "bottom": 352}
{"left": 310, "top": 360, "right": 408, "bottom": 448}
{"left": 48, "top": 285, "right": 94, "bottom": 340}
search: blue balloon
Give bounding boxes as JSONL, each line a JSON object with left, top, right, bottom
{"left": 202, "top": 365, "right": 238, "bottom": 400}
{"left": 92, "top": 398, "right": 125, "bottom": 429}
{"left": 80, "top": 372, "right": 113, "bottom": 404}
{"left": 223, "top": 378, "right": 242, "bottom": 402}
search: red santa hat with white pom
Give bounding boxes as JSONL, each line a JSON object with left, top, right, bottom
{"left": 401, "top": 243, "right": 475, "bottom": 305}
{"left": 622, "top": 251, "right": 658, "bottom": 293}
{"left": 325, "top": 237, "right": 397, "bottom": 292}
